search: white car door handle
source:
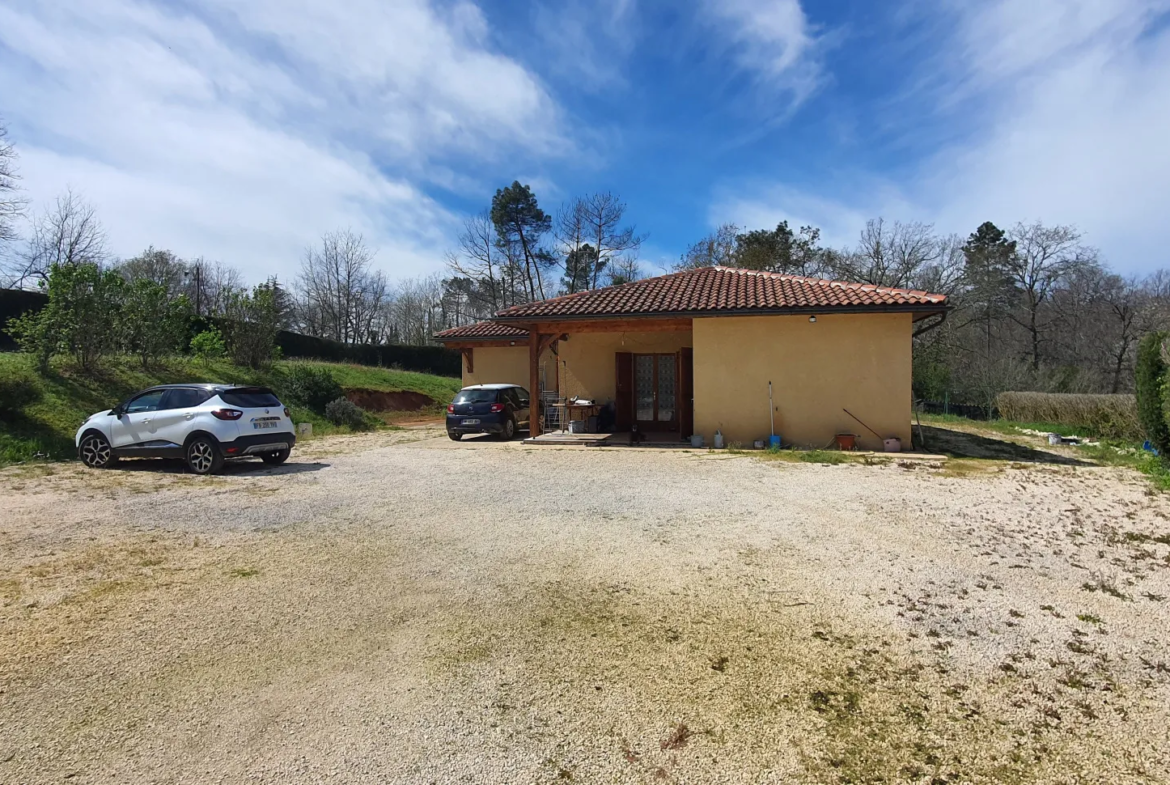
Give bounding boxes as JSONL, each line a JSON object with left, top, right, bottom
{"left": 185, "top": 414, "right": 194, "bottom": 420}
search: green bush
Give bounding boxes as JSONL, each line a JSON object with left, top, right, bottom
{"left": 280, "top": 363, "right": 343, "bottom": 413}
{"left": 8, "top": 262, "right": 124, "bottom": 371}
{"left": 324, "top": 397, "right": 366, "bottom": 429}
{"left": 1136, "top": 332, "right": 1170, "bottom": 454}
{"left": 996, "top": 391, "right": 1141, "bottom": 440}
{"left": 0, "top": 373, "right": 42, "bottom": 416}
{"left": 190, "top": 328, "right": 227, "bottom": 360}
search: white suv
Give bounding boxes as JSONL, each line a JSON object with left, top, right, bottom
{"left": 75, "top": 384, "right": 296, "bottom": 475}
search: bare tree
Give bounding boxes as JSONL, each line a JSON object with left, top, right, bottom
{"left": 294, "top": 230, "right": 388, "bottom": 344}
{"left": 1006, "top": 222, "right": 1094, "bottom": 371}
{"left": 607, "top": 256, "right": 644, "bottom": 286}
{"left": 9, "top": 190, "right": 107, "bottom": 287}
{"left": 580, "top": 192, "right": 644, "bottom": 289}
{"left": 829, "top": 219, "right": 942, "bottom": 289}
{"left": 118, "top": 247, "right": 188, "bottom": 298}
{"left": 185, "top": 258, "right": 244, "bottom": 317}
{"left": 389, "top": 274, "right": 445, "bottom": 345}
{"left": 676, "top": 224, "right": 739, "bottom": 270}
{"left": 555, "top": 197, "right": 591, "bottom": 294}
{"left": 0, "top": 121, "right": 27, "bottom": 248}
{"left": 446, "top": 211, "right": 507, "bottom": 310}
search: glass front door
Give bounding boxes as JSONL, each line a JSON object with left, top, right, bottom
{"left": 633, "top": 353, "right": 677, "bottom": 430}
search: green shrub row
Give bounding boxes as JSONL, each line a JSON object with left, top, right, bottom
{"left": 1137, "top": 331, "right": 1170, "bottom": 456}
{"left": 3, "top": 287, "right": 461, "bottom": 377}
{"left": 996, "top": 391, "right": 1141, "bottom": 441}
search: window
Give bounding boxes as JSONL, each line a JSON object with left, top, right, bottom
{"left": 124, "top": 390, "right": 166, "bottom": 414}
{"left": 218, "top": 388, "right": 282, "bottom": 407}
{"left": 162, "top": 388, "right": 211, "bottom": 410}
{"left": 454, "top": 389, "right": 498, "bottom": 404}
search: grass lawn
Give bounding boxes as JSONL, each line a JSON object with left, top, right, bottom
{"left": 918, "top": 412, "right": 1170, "bottom": 490}
{"left": 0, "top": 353, "right": 461, "bottom": 466}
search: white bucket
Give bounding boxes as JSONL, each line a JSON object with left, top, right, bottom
{"left": 883, "top": 437, "right": 901, "bottom": 453}
{"left": 690, "top": 434, "right": 704, "bottom": 448}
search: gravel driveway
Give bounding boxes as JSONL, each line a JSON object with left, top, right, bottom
{"left": 2, "top": 428, "right": 1170, "bottom": 783}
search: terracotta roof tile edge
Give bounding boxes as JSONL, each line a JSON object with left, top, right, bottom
{"left": 711, "top": 266, "right": 948, "bottom": 303}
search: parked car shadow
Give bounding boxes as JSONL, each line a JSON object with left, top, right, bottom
{"left": 918, "top": 425, "right": 1091, "bottom": 466}
{"left": 105, "top": 459, "right": 331, "bottom": 476}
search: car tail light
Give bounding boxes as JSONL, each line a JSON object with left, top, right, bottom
{"left": 212, "top": 408, "right": 243, "bottom": 420}
{"left": 283, "top": 407, "right": 291, "bottom": 418}
{"left": 490, "top": 403, "right": 505, "bottom": 413}
{"left": 447, "top": 404, "right": 455, "bottom": 414}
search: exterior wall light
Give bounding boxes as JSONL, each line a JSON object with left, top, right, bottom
{"left": 809, "top": 315, "right": 817, "bottom": 323}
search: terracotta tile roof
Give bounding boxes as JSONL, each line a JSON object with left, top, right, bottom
{"left": 434, "top": 321, "right": 529, "bottom": 341}
{"left": 492, "top": 266, "right": 949, "bottom": 321}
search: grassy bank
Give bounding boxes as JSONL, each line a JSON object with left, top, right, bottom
{"left": 0, "top": 353, "right": 461, "bottom": 466}
{"left": 919, "top": 412, "right": 1170, "bottom": 490}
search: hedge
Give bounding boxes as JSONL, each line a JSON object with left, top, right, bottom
{"left": 0, "top": 289, "right": 49, "bottom": 351}
{"left": 996, "top": 391, "right": 1141, "bottom": 441}
{"left": 273, "top": 329, "right": 460, "bottom": 377}
{"left": 1, "top": 289, "right": 461, "bottom": 377}
{"left": 1136, "top": 331, "right": 1170, "bottom": 455}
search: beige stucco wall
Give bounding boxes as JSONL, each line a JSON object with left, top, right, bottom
{"left": 557, "top": 330, "right": 693, "bottom": 404}
{"left": 692, "top": 313, "right": 913, "bottom": 449}
{"left": 462, "top": 346, "right": 527, "bottom": 388}
{"left": 461, "top": 345, "right": 557, "bottom": 392}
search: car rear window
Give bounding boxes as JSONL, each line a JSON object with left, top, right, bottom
{"left": 453, "top": 389, "right": 499, "bottom": 404}
{"left": 218, "top": 387, "right": 282, "bottom": 408}
{"left": 163, "top": 387, "right": 212, "bottom": 410}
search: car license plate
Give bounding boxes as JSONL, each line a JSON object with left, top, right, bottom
{"left": 463, "top": 418, "right": 480, "bottom": 425}
{"left": 252, "top": 417, "right": 279, "bottom": 430}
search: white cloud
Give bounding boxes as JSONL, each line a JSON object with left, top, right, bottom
{"left": 532, "top": 0, "right": 639, "bottom": 91}
{"left": 701, "top": 0, "right": 823, "bottom": 104}
{"left": 0, "top": 0, "right": 566, "bottom": 282}
{"left": 709, "top": 0, "right": 1170, "bottom": 273}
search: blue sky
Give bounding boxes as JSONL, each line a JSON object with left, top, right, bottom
{"left": 1, "top": 0, "right": 1169, "bottom": 283}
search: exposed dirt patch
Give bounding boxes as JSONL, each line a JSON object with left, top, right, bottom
{"left": 344, "top": 387, "right": 435, "bottom": 412}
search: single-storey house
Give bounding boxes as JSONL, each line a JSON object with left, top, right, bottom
{"left": 435, "top": 266, "right": 949, "bottom": 449}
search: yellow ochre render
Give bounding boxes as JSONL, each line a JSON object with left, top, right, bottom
{"left": 556, "top": 330, "right": 692, "bottom": 402}
{"left": 692, "top": 313, "right": 913, "bottom": 450}
{"left": 461, "top": 346, "right": 531, "bottom": 389}
{"left": 457, "top": 314, "right": 914, "bottom": 450}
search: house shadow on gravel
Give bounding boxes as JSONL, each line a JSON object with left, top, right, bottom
{"left": 919, "top": 425, "right": 1090, "bottom": 466}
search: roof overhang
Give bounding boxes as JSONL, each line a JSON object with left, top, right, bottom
{"left": 493, "top": 303, "right": 952, "bottom": 327}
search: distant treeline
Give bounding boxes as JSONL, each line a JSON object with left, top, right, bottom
{"left": 0, "top": 289, "right": 459, "bottom": 376}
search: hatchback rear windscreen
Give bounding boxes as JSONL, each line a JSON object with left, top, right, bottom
{"left": 219, "top": 388, "right": 282, "bottom": 407}
{"left": 453, "top": 389, "right": 499, "bottom": 404}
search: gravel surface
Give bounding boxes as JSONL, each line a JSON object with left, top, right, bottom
{"left": 2, "top": 427, "right": 1170, "bottom": 783}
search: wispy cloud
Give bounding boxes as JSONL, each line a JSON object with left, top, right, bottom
{"left": 707, "top": 0, "right": 1170, "bottom": 272}
{"left": 0, "top": 0, "right": 567, "bottom": 282}
{"left": 701, "top": 0, "right": 824, "bottom": 105}
{"left": 532, "top": 0, "right": 639, "bottom": 91}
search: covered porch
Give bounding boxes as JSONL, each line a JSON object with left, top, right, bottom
{"left": 515, "top": 318, "right": 695, "bottom": 439}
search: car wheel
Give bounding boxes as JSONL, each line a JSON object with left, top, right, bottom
{"left": 261, "top": 448, "right": 290, "bottom": 465}
{"left": 185, "top": 436, "right": 224, "bottom": 475}
{"left": 499, "top": 416, "right": 516, "bottom": 441}
{"left": 448, "top": 431, "right": 463, "bottom": 441}
{"left": 79, "top": 433, "right": 116, "bottom": 469}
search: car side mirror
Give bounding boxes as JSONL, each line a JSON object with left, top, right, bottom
{"left": 519, "top": 399, "right": 529, "bottom": 407}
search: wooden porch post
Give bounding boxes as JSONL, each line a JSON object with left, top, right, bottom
{"left": 529, "top": 328, "right": 541, "bottom": 437}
